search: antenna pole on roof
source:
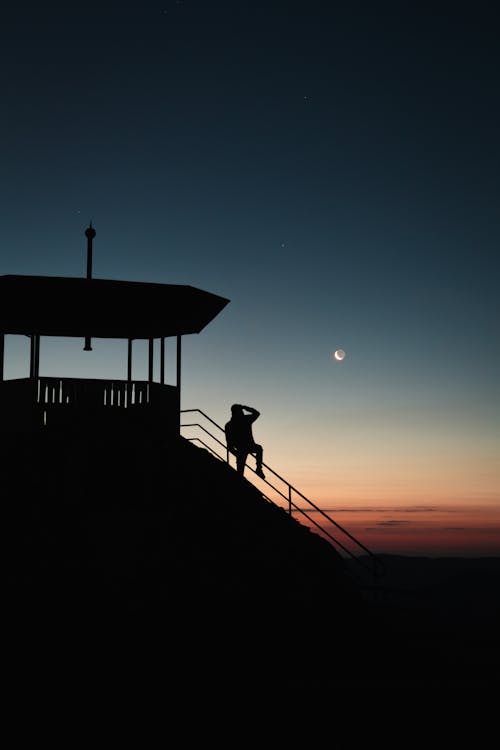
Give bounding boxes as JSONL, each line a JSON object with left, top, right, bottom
{"left": 85, "top": 222, "right": 96, "bottom": 281}
{"left": 83, "top": 223, "right": 96, "bottom": 351}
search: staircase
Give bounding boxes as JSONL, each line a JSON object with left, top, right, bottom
{"left": 180, "top": 408, "right": 385, "bottom": 591}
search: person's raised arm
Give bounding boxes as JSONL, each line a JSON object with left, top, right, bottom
{"left": 242, "top": 405, "right": 260, "bottom": 421}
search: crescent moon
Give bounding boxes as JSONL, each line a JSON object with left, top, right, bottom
{"left": 334, "top": 349, "right": 346, "bottom": 361}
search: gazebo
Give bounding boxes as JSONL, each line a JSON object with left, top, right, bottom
{"left": 0, "top": 226, "right": 229, "bottom": 437}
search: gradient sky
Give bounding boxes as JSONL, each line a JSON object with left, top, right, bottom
{"left": 2, "top": 2, "right": 499, "bottom": 556}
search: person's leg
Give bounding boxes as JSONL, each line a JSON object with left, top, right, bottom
{"left": 236, "top": 451, "right": 248, "bottom": 475}
{"left": 253, "top": 444, "right": 264, "bottom": 477}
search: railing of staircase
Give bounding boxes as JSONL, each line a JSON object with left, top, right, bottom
{"left": 180, "top": 408, "right": 385, "bottom": 585}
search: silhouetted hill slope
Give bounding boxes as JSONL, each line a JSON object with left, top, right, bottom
{"left": 4, "top": 425, "right": 499, "bottom": 690}
{"left": 349, "top": 554, "right": 500, "bottom": 688}
{"left": 4, "top": 424, "right": 368, "bottom": 687}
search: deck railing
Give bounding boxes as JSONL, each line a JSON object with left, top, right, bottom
{"left": 36, "top": 376, "right": 158, "bottom": 409}
{"left": 0, "top": 376, "right": 179, "bottom": 432}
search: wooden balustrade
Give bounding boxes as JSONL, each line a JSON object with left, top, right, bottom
{"left": 0, "top": 377, "right": 180, "bottom": 434}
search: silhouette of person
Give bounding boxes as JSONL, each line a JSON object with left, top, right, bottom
{"left": 225, "top": 404, "right": 265, "bottom": 479}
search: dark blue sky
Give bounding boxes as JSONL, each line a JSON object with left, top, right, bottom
{"left": 2, "top": 2, "right": 499, "bottom": 553}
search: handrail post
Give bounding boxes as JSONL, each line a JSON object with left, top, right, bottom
{"left": 288, "top": 485, "right": 292, "bottom": 515}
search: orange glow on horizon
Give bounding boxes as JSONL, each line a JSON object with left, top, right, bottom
{"left": 296, "top": 505, "right": 500, "bottom": 557}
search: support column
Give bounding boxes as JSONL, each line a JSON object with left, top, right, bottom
{"left": 29, "top": 335, "right": 35, "bottom": 378}
{"left": 34, "top": 335, "right": 40, "bottom": 379}
{"left": 176, "top": 335, "right": 182, "bottom": 434}
{"left": 148, "top": 338, "right": 154, "bottom": 383}
{"left": 127, "top": 338, "right": 133, "bottom": 406}
{"left": 127, "top": 339, "right": 133, "bottom": 382}
{"left": 176, "top": 335, "right": 182, "bottom": 389}
{"left": 0, "top": 333, "right": 4, "bottom": 381}
{"left": 160, "top": 338, "right": 165, "bottom": 385}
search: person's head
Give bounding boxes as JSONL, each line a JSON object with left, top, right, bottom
{"left": 231, "top": 404, "right": 244, "bottom": 417}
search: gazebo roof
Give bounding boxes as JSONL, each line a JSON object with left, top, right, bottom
{"left": 0, "top": 274, "right": 230, "bottom": 339}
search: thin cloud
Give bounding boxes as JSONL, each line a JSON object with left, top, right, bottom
{"left": 299, "top": 505, "right": 439, "bottom": 514}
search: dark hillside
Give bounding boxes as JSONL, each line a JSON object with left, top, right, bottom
{"left": 5, "top": 425, "right": 498, "bottom": 690}
{"left": 4, "top": 424, "right": 367, "bottom": 688}
{"left": 348, "top": 554, "right": 500, "bottom": 689}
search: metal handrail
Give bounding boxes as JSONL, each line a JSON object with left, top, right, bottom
{"left": 180, "top": 408, "right": 385, "bottom": 583}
